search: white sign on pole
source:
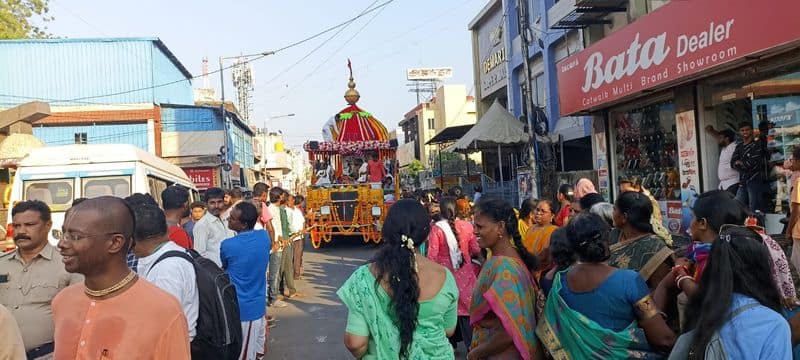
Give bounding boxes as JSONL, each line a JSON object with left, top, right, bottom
{"left": 406, "top": 67, "right": 453, "bottom": 81}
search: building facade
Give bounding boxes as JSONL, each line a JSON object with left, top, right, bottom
{"left": 398, "top": 84, "right": 477, "bottom": 167}
{"left": 0, "top": 38, "right": 258, "bottom": 190}
{"left": 468, "top": 0, "right": 597, "bottom": 199}
{"left": 0, "top": 38, "right": 194, "bottom": 156}
{"left": 160, "top": 104, "right": 254, "bottom": 189}
{"left": 554, "top": 0, "right": 800, "bottom": 234}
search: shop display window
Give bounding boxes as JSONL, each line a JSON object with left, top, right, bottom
{"left": 706, "top": 64, "right": 800, "bottom": 216}
{"left": 610, "top": 102, "right": 679, "bottom": 201}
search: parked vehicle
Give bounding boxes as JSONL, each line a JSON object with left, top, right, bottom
{"left": 6, "top": 144, "right": 197, "bottom": 245}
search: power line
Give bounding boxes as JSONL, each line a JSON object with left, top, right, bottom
{"left": 264, "top": 0, "right": 383, "bottom": 85}
{"left": 278, "top": 2, "right": 387, "bottom": 100}
{"left": 3, "top": 0, "right": 395, "bottom": 104}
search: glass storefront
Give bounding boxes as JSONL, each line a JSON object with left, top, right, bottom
{"left": 701, "top": 57, "right": 800, "bottom": 229}
{"left": 609, "top": 101, "right": 679, "bottom": 201}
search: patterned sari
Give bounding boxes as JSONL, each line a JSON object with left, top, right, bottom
{"left": 608, "top": 231, "right": 673, "bottom": 282}
{"left": 470, "top": 256, "right": 537, "bottom": 360}
{"left": 536, "top": 271, "right": 663, "bottom": 360}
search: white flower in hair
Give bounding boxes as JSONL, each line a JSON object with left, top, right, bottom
{"left": 401, "top": 234, "right": 415, "bottom": 250}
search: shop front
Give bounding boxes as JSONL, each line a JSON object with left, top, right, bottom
{"left": 182, "top": 167, "right": 218, "bottom": 191}
{"left": 556, "top": 0, "right": 800, "bottom": 234}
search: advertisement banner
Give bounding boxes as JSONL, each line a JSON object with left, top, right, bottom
{"left": 517, "top": 170, "right": 532, "bottom": 207}
{"left": 676, "top": 110, "right": 700, "bottom": 234}
{"left": 666, "top": 201, "right": 683, "bottom": 234}
{"left": 556, "top": 0, "right": 800, "bottom": 115}
{"left": 183, "top": 167, "right": 215, "bottom": 190}
{"left": 594, "top": 132, "right": 610, "bottom": 201}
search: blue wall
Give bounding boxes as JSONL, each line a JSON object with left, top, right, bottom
{"left": 160, "top": 106, "right": 223, "bottom": 132}
{"left": 160, "top": 105, "right": 253, "bottom": 168}
{"left": 0, "top": 38, "right": 192, "bottom": 107}
{"left": 501, "top": 0, "right": 590, "bottom": 136}
{"left": 33, "top": 123, "right": 149, "bottom": 150}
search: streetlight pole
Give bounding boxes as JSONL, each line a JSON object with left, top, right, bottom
{"left": 218, "top": 51, "right": 275, "bottom": 189}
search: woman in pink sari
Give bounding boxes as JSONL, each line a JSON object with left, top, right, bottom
{"left": 428, "top": 196, "right": 483, "bottom": 349}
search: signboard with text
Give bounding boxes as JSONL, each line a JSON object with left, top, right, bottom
{"left": 406, "top": 67, "right": 453, "bottom": 81}
{"left": 556, "top": 0, "right": 800, "bottom": 115}
{"left": 183, "top": 167, "right": 215, "bottom": 190}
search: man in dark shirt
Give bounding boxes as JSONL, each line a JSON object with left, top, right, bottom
{"left": 731, "top": 122, "right": 767, "bottom": 212}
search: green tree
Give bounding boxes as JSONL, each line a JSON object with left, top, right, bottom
{"left": 0, "top": 0, "right": 53, "bottom": 39}
{"left": 407, "top": 159, "right": 425, "bottom": 176}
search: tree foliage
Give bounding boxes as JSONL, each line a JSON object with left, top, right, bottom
{"left": 0, "top": 0, "right": 53, "bottom": 39}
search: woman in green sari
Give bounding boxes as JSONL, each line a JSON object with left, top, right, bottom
{"left": 338, "top": 199, "right": 458, "bottom": 359}
{"left": 536, "top": 213, "right": 675, "bottom": 359}
{"left": 609, "top": 191, "right": 674, "bottom": 289}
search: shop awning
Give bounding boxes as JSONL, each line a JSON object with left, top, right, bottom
{"left": 426, "top": 125, "right": 474, "bottom": 145}
{"left": 548, "top": 0, "right": 627, "bottom": 30}
{"left": 451, "top": 100, "right": 529, "bottom": 152}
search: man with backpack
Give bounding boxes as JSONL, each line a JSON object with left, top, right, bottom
{"left": 125, "top": 194, "right": 198, "bottom": 340}
{"left": 222, "top": 201, "right": 271, "bottom": 360}
{"left": 126, "top": 194, "right": 243, "bottom": 360}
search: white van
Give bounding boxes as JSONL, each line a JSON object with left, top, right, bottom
{"left": 7, "top": 144, "right": 198, "bottom": 244}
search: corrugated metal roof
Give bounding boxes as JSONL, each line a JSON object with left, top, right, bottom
{"left": 2, "top": 37, "right": 192, "bottom": 79}
{"left": 0, "top": 38, "right": 193, "bottom": 106}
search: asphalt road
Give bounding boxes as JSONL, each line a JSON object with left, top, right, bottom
{"left": 266, "top": 237, "right": 469, "bottom": 359}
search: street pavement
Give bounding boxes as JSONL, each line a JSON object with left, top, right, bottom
{"left": 266, "top": 237, "right": 469, "bottom": 359}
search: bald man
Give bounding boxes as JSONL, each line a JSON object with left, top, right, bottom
{"left": 52, "top": 196, "right": 190, "bottom": 359}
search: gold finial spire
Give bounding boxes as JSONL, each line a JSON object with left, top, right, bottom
{"left": 344, "top": 59, "right": 360, "bottom": 105}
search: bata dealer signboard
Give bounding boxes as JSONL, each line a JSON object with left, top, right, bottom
{"left": 557, "top": 0, "right": 800, "bottom": 116}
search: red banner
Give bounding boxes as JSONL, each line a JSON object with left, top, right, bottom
{"left": 183, "top": 167, "right": 215, "bottom": 190}
{"left": 557, "top": 0, "right": 800, "bottom": 116}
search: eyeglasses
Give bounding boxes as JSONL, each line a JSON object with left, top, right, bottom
{"left": 58, "top": 231, "right": 122, "bottom": 242}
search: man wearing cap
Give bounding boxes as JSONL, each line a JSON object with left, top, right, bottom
{"left": 706, "top": 125, "right": 741, "bottom": 195}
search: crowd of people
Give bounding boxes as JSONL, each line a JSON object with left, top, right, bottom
{"left": 339, "top": 177, "right": 800, "bottom": 359}
{"left": 0, "top": 182, "right": 307, "bottom": 360}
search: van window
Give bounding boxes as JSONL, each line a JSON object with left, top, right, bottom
{"left": 147, "top": 176, "right": 172, "bottom": 206}
{"left": 24, "top": 179, "right": 74, "bottom": 211}
{"left": 82, "top": 176, "right": 132, "bottom": 199}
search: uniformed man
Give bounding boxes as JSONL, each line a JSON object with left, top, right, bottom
{"left": 0, "top": 200, "right": 82, "bottom": 359}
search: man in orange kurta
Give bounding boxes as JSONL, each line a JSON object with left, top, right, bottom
{"left": 52, "top": 197, "right": 190, "bottom": 360}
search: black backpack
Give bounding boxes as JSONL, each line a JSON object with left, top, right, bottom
{"left": 151, "top": 249, "right": 242, "bottom": 360}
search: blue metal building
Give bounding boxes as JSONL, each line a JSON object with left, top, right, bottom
{"left": 160, "top": 104, "right": 255, "bottom": 188}
{"left": 0, "top": 37, "right": 193, "bottom": 107}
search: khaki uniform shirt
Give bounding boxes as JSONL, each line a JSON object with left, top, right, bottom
{"left": 0, "top": 243, "right": 83, "bottom": 351}
{"left": 0, "top": 303, "right": 25, "bottom": 359}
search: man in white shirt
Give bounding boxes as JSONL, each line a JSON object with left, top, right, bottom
{"left": 125, "top": 194, "right": 198, "bottom": 340}
{"left": 706, "top": 126, "right": 740, "bottom": 194}
{"left": 193, "top": 187, "right": 235, "bottom": 267}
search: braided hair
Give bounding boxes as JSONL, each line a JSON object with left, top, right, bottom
{"left": 475, "top": 197, "right": 538, "bottom": 271}
{"left": 372, "top": 199, "right": 430, "bottom": 358}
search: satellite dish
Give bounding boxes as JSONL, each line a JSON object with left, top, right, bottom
{"left": 221, "top": 163, "right": 232, "bottom": 172}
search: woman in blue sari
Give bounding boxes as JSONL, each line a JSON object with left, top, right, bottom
{"left": 537, "top": 213, "right": 675, "bottom": 359}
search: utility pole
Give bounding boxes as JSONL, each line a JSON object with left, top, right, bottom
{"left": 517, "top": 0, "right": 540, "bottom": 199}
{"left": 219, "top": 57, "right": 231, "bottom": 189}
{"left": 218, "top": 51, "right": 275, "bottom": 189}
